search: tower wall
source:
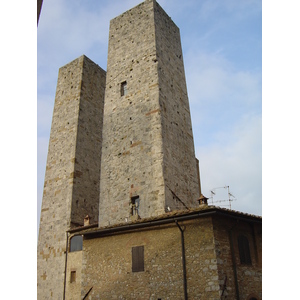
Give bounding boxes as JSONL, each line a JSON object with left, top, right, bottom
{"left": 37, "top": 55, "right": 106, "bottom": 299}
{"left": 153, "top": 1, "right": 200, "bottom": 209}
{"left": 99, "top": 0, "right": 200, "bottom": 227}
{"left": 99, "top": 0, "right": 165, "bottom": 227}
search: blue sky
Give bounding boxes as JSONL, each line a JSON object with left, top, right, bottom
{"left": 37, "top": 0, "right": 262, "bottom": 230}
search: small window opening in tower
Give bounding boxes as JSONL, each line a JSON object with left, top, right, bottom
{"left": 121, "top": 81, "right": 128, "bottom": 96}
{"left": 131, "top": 195, "right": 140, "bottom": 216}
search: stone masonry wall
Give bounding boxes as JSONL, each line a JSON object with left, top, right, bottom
{"left": 99, "top": 0, "right": 166, "bottom": 226}
{"left": 153, "top": 1, "right": 200, "bottom": 210}
{"left": 98, "top": 0, "right": 200, "bottom": 227}
{"left": 81, "top": 217, "right": 222, "bottom": 299}
{"left": 70, "top": 56, "right": 106, "bottom": 226}
{"left": 212, "top": 216, "right": 262, "bottom": 299}
{"left": 65, "top": 246, "right": 83, "bottom": 300}
{"left": 37, "top": 55, "right": 106, "bottom": 299}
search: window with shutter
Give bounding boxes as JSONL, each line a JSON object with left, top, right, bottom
{"left": 238, "top": 235, "right": 252, "bottom": 265}
{"left": 132, "top": 246, "right": 144, "bottom": 272}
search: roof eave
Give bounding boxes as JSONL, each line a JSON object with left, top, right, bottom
{"left": 82, "top": 207, "right": 261, "bottom": 239}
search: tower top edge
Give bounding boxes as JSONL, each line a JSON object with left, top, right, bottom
{"left": 110, "top": 0, "right": 156, "bottom": 23}
{"left": 109, "top": 0, "right": 178, "bottom": 31}
{"left": 59, "top": 54, "right": 106, "bottom": 73}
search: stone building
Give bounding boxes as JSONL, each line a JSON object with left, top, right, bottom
{"left": 66, "top": 205, "right": 261, "bottom": 300}
{"left": 37, "top": 0, "right": 262, "bottom": 299}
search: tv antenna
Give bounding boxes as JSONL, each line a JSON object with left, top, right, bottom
{"left": 209, "top": 186, "right": 236, "bottom": 209}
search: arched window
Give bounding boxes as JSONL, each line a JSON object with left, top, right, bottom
{"left": 238, "top": 235, "right": 251, "bottom": 265}
{"left": 70, "top": 235, "right": 83, "bottom": 252}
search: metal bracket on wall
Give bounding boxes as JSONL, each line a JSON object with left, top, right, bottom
{"left": 82, "top": 287, "right": 93, "bottom": 300}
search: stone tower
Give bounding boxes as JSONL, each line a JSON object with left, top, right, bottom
{"left": 99, "top": 0, "right": 201, "bottom": 227}
{"left": 37, "top": 55, "right": 106, "bottom": 299}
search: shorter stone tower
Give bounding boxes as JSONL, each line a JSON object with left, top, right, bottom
{"left": 98, "top": 0, "right": 201, "bottom": 227}
{"left": 37, "top": 55, "right": 106, "bottom": 299}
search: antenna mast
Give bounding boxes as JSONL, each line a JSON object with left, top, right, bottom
{"left": 209, "top": 186, "right": 236, "bottom": 209}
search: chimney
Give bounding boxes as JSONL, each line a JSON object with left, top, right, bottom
{"left": 197, "top": 194, "right": 208, "bottom": 206}
{"left": 84, "top": 215, "right": 90, "bottom": 226}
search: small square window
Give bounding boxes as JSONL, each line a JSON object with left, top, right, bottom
{"left": 70, "top": 271, "right": 76, "bottom": 283}
{"left": 132, "top": 246, "right": 144, "bottom": 272}
{"left": 121, "top": 81, "right": 127, "bottom": 96}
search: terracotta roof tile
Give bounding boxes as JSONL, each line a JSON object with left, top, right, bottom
{"left": 71, "top": 205, "right": 261, "bottom": 236}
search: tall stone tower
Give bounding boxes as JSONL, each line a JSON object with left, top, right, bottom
{"left": 37, "top": 55, "right": 106, "bottom": 299}
{"left": 99, "top": 0, "right": 200, "bottom": 227}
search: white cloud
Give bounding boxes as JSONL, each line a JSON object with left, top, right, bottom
{"left": 184, "top": 49, "right": 261, "bottom": 151}
{"left": 38, "top": 0, "right": 109, "bottom": 66}
{"left": 197, "top": 113, "right": 262, "bottom": 215}
{"left": 186, "top": 50, "right": 261, "bottom": 107}
{"left": 184, "top": 47, "right": 262, "bottom": 216}
{"left": 38, "top": 0, "right": 144, "bottom": 55}
{"left": 198, "top": 0, "right": 261, "bottom": 21}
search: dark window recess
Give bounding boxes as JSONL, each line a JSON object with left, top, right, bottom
{"left": 238, "top": 235, "right": 252, "bottom": 265}
{"left": 70, "top": 235, "right": 83, "bottom": 252}
{"left": 121, "top": 81, "right": 128, "bottom": 96}
{"left": 131, "top": 195, "right": 140, "bottom": 216}
{"left": 70, "top": 271, "right": 76, "bottom": 283}
{"left": 132, "top": 246, "right": 144, "bottom": 272}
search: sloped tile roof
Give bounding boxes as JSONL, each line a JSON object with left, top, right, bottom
{"left": 69, "top": 205, "right": 261, "bottom": 236}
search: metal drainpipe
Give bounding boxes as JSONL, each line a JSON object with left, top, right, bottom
{"left": 175, "top": 220, "right": 188, "bottom": 300}
{"left": 63, "top": 231, "right": 69, "bottom": 300}
{"left": 228, "top": 225, "right": 240, "bottom": 300}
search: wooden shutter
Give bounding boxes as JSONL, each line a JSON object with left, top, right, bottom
{"left": 238, "top": 235, "right": 252, "bottom": 265}
{"left": 132, "top": 246, "right": 144, "bottom": 272}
